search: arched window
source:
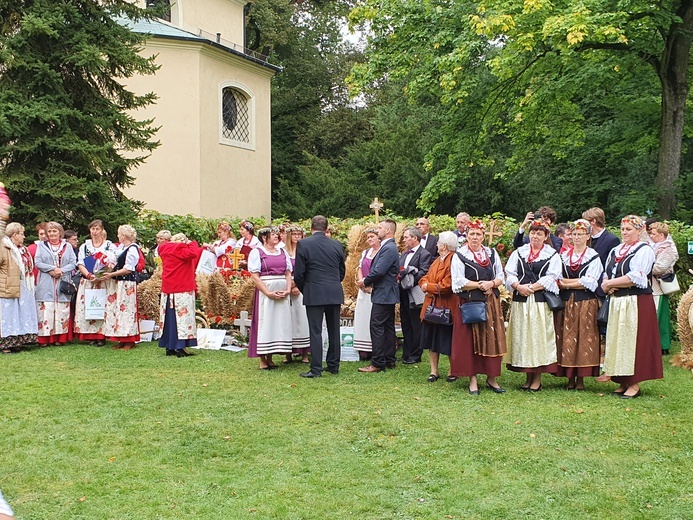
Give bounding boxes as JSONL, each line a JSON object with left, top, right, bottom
{"left": 221, "top": 87, "right": 251, "bottom": 145}
{"left": 146, "top": 0, "right": 171, "bottom": 22}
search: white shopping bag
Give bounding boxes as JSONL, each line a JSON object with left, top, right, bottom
{"left": 84, "top": 288, "right": 107, "bottom": 320}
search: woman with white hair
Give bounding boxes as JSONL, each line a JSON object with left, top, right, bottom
{"left": 100, "top": 225, "right": 141, "bottom": 349}
{"left": 0, "top": 222, "right": 38, "bottom": 353}
{"left": 157, "top": 233, "right": 202, "bottom": 357}
{"left": 419, "top": 231, "right": 458, "bottom": 383}
{"left": 35, "top": 221, "right": 77, "bottom": 346}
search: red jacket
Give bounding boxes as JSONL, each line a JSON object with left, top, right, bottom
{"left": 158, "top": 241, "right": 201, "bottom": 294}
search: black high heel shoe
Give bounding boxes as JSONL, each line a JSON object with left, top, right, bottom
{"left": 166, "top": 350, "right": 176, "bottom": 356}
{"left": 485, "top": 381, "right": 506, "bottom": 394}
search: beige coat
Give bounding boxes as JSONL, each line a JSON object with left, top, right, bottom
{"left": 0, "top": 240, "right": 21, "bottom": 298}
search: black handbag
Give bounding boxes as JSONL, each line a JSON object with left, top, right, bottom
{"left": 543, "top": 291, "right": 564, "bottom": 312}
{"left": 460, "top": 300, "right": 487, "bottom": 324}
{"left": 59, "top": 278, "right": 77, "bottom": 296}
{"left": 423, "top": 293, "right": 453, "bottom": 326}
{"left": 597, "top": 297, "right": 610, "bottom": 326}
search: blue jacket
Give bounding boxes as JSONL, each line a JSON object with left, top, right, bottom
{"left": 364, "top": 238, "right": 400, "bottom": 304}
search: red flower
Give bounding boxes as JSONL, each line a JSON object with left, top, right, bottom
{"left": 215, "top": 316, "right": 222, "bottom": 323}
{"left": 120, "top": 304, "right": 126, "bottom": 311}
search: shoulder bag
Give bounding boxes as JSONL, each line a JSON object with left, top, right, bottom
{"left": 460, "top": 299, "right": 487, "bottom": 324}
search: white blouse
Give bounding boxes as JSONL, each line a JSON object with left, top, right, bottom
{"left": 559, "top": 247, "right": 603, "bottom": 292}
{"left": 451, "top": 245, "right": 504, "bottom": 293}
{"left": 212, "top": 238, "right": 237, "bottom": 258}
{"left": 604, "top": 241, "right": 654, "bottom": 289}
{"left": 247, "top": 245, "right": 292, "bottom": 274}
{"left": 505, "top": 243, "right": 562, "bottom": 294}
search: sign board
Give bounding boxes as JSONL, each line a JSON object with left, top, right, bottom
{"left": 688, "top": 241, "right": 693, "bottom": 254}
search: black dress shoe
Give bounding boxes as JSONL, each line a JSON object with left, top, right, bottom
{"left": 468, "top": 389, "right": 480, "bottom": 395}
{"left": 403, "top": 358, "right": 421, "bottom": 364}
{"left": 300, "top": 371, "right": 321, "bottom": 378}
{"left": 165, "top": 350, "right": 176, "bottom": 357}
{"left": 485, "top": 381, "right": 506, "bottom": 393}
{"left": 325, "top": 368, "right": 339, "bottom": 374}
{"left": 446, "top": 375, "right": 458, "bottom": 383}
{"left": 619, "top": 389, "right": 641, "bottom": 399}
{"left": 386, "top": 363, "right": 396, "bottom": 369}
{"left": 180, "top": 349, "right": 195, "bottom": 357}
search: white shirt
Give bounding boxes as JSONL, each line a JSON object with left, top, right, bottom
{"left": 403, "top": 244, "right": 420, "bottom": 269}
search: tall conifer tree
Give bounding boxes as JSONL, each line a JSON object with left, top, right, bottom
{"left": 0, "top": 0, "right": 159, "bottom": 234}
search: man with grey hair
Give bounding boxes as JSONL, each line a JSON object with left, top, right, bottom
{"left": 454, "top": 212, "right": 470, "bottom": 247}
{"left": 398, "top": 227, "right": 431, "bottom": 364}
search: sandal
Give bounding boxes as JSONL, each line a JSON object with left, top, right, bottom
{"left": 446, "top": 375, "right": 458, "bottom": 383}
{"left": 427, "top": 374, "right": 439, "bottom": 382}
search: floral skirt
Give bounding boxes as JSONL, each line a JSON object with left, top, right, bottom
{"left": 37, "top": 301, "right": 71, "bottom": 344}
{"left": 74, "top": 278, "right": 115, "bottom": 340}
{"left": 103, "top": 281, "right": 140, "bottom": 341}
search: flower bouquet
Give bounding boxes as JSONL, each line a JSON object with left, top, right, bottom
{"left": 90, "top": 251, "right": 116, "bottom": 279}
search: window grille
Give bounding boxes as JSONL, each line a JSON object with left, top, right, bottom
{"left": 222, "top": 88, "right": 250, "bottom": 143}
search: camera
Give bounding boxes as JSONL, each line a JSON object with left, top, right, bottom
{"left": 534, "top": 212, "right": 542, "bottom": 220}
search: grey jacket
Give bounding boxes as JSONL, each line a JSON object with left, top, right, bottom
{"left": 35, "top": 240, "right": 77, "bottom": 303}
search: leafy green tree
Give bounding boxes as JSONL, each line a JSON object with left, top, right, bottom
{"left": 0, "top": 0, "right": 159, "bottom": 235}
{"left": 350, "top": 0, "right": 693, "bottom": 219}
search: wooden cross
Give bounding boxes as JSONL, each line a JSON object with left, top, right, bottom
{"left": 485, "top": 220, "right": 504, "bottom": 246}
{"left": 370, "top": 197, "right": 384, "bottom": 223}
{"left": 227, "top": 249, "right": 245, "bottom": 270}
{"left": 233, "top": 310, "right": 252, "bottom": 336}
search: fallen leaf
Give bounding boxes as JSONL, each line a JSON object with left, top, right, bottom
{"left": 413, "top": 396, "right": 421, "bottom": 400}
{"left": 597, "top": 393, "right": 604, "bottom": 397}
{"left": 79, "top": 497, "right": 86, "bottom": 502}
{"left": 248, "top": 508, "right": 257, "bottom": 513}
{"left": 574, "top": 409, "right": 585, "bottom": 414}
{"left": 515, "top": 420, "right": 521, "bottom": 425}
{"left": 646, "top": 504, "right": 653, "bottom": 509}
{"left": 108, "top": 457, "right": 116, "bottom": 463}
{"left": 224, "top": 436, "right": 231, "bottom": 440}
{"left": 659, "top": 395, "right": 666, "bottom": 398}
{"left": 203, "top": 384, "right": 208, "bottom": 387}
{"left": 561, "top": 467, "right": 567, "bottom": 471}
{"left": 626, "top": 407, "right": 631, "bottom": 412}
{"left": 418, "top": 498, "right": 425, "bottom": 502}
{"left": 530, "top": 433, "right": 536, "bottom": 438}
{"left": 290, "top": 383, "right": 297, "bottom": 387}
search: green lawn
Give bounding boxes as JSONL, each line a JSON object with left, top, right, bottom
{"left": 2, "top": 342, "right": 691, "bottom": 519}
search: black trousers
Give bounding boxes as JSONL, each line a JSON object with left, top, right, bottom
{"left": 399, "top": 296, "right": 423, "bottom": 362}
{"left": 370, "top": 303, "right": 396, "bottom": 369}
{"left": 306, "top": 304, "right": 341, "bottom": 375}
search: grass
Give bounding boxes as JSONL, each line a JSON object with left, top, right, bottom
{"left": 1, "top": 341, "right": 692, "bottom": 519}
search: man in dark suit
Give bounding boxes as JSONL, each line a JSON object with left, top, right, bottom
{"left": 294, "top": 215, "right": 346, "bottom": 378}
{"left": 357, "top": 219, "right": 399, "bottom": 372}
{"left": 416, "top": 217, "right": 439, "bottom": 258}
{"left": 582, "top": 207, "right": 620, "bottom": 266}
{"left": 398, "top": 227, "right": 432, "bottom": 364}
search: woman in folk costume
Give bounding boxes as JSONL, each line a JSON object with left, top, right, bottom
{"left": 282, "top": 224, "right": 310, "bottom": 364}
{"left": 100, "top": 225, "right": 141, "bottom": 350}
{"left": 35, "top": 221, "right": 77, "bottom": 346}
{"left": 600, "top": 215, "right": 663, "bottom": 398}
{"left": 0, "top": 223, "right": 38, "bottom": 353}
{"left": 451, "top": 220, "right": 507, "bottom": 394}
{"left": 352, "top": 228, "right": 381, "bottom": 360}
{"left": 157, "top": 233, "right": 202, "bottom": 357}
{"left": 204, "top": 221, "right": 237, "bottom": 272}
{"left": 235, "top": 220, "right": 260, "bottom": 268}
{"left": 505, "top": 219, "right": 562, "bottom": 391}
{"left": 555, "top": 219, "right": 603, "bottom": 390}
{"left": 74, "top": 219, "right": 117, "bottom": 346}
{"left": 647, "top": 221, "right": 679, "bottom": 355}
{"left": 247, "top": 226, "right": 293, "bottom": 370}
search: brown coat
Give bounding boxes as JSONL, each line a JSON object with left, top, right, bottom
{"left": 419, "top": 253, "right": 457, "bottom": 320}
{"left": 0, "top": 240, "right": 21, "bottom": 298}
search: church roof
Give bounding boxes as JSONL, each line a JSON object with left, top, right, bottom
{"left": 119, "top": 17, "right": 282, "bottom": 73}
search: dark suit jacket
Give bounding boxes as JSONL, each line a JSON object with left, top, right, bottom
{"left": 364, "top": 238, "right": 400, "bottom": 304}
{"left": 591, "top": 229, "right": 620, "bottom": 267}
{"left": 421, "top": 234, "right": 438, "bottom": 258}
{"left": 399, "top": 246, "right": 432, "bottom": 286}
{"left": 513, "top": 230, "right": 563, "bottom": 253}
{"left": 294, "top": 231, "right": 345, "bottom": 306}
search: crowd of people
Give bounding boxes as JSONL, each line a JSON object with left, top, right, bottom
{"left": 0, "top": 205, "right": 678, "bottom": 398}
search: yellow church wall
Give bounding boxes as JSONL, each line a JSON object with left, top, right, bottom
{"left": 198, "top": 47, "right": 273, "bottom": 219}
{"left": 124, "top": 40, "right": 203, "bottom": 216}
{"left": 124, "top": 37, "right": 275, "bottom": 219}
{"left": 181, "top": 0, "right": 247, "bottom": 46}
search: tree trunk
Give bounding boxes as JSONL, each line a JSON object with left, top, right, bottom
{"left": 655, "top": 3, "right": 693, "bottom": 219}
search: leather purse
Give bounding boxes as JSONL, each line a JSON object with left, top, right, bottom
{"left": 597, "top": 297, "right": 610, "bottom": 327}
{"left": 460, "top": 300, "right": 487, "bottom": 324}
{"left": 543, "top": 291, "right": 564, "bottom": 312}
{"left": 59, "top": 278, "right": 77, "bottom": 296}
{"left": 658, "top": 273, "right": 680, "bottom": 295}
{"left": 423, "top": 293, "right": 453, "bottom": 326}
